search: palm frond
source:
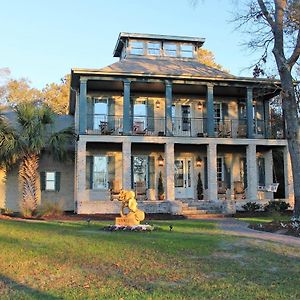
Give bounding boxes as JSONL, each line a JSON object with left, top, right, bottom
{"left": 0, "top": 117, "right": 20, "bottom": 168}
{"left": 48, "top": 126, "right": 75, "bottom": 161}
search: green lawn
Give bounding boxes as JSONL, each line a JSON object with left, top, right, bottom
{"left": 237, "top": 214, "right": 291, "bottom": 224}
{"left": 0, "top": 219, "right": 299, "bottom": 300}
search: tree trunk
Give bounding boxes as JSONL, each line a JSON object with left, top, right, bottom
{"left": 19, "top": 153, "right": 39, "bottom": 216}
{"left": 276, "top": 61, "right": 300, "bottom": 217}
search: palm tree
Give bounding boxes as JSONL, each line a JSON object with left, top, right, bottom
{"left": 0, "top": 103, "right": 74, "bottom": 216}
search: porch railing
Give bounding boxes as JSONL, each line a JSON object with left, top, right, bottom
{"left": 86, "top": 114, "right": 285, "bottom": 139}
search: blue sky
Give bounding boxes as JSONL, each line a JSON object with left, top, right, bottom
{"left": 0, "top": 0, "right": 258, "bottom": 88}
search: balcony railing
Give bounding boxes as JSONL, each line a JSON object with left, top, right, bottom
{"left": 172, "top": 117, "right": 207, "bottom": 137}
{"left": 86, "top": 114, "right": 285, "bottom": 139}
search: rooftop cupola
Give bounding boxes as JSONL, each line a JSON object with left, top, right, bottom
{"left": 113, "top": 32, "right": 205, "bottom": 60}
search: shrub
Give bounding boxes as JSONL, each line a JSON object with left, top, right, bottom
{"left": 20, "top": 199, "right": 36, "bottom": 218}
{"left": 157, "top": 171, "right": 164, "bottom": 200}
{"left": 197, "top": 172, "right": 203, "bottom": 200}
{"left": 242, "top": 202, "right": 261, "bottom": 212}
{"left": 264, "top": 200, "right": 290, "bottom": 212}
{"left": 36, "top": 201, "right": 64, "bottom": 217}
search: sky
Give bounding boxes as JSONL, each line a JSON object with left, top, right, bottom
{"left": 0, "top": 0, "right": 259, "bottom": 89}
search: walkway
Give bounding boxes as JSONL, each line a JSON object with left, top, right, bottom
{"left": 217, "top": 218, "right": 300, "bottom": 247}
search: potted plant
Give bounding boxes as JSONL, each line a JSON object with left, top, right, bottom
{"left": 197, "top": 172, "right": 204, "bottom": 200}
{"left": 158, "top": 171, "right": 164, "bottom": 200}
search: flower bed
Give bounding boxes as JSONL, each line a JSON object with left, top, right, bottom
{"left": 249, "top": 218, "right": 300, "bottom": 238}
{"left": 103, "top": 224, "right": 155, "bottom": 232}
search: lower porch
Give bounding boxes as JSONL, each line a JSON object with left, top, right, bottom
{"left": 75, "top": 140, "right": 293, "bottom": 215}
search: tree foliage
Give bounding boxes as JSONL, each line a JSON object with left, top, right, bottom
{"left": 197, "top": 48, "right": 227, "bottom": 71}
{"left": 0, "top": 75, "right": 70, "bottom": 114}
{"left": 234, "top": 0, "right": 300, "bottom": 217}
{"left": 41, "top": 75, "right": 70, "bottom": 114}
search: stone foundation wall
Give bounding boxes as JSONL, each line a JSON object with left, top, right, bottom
{"left": 77, "top": 200, "right": 183, "bottom": 215}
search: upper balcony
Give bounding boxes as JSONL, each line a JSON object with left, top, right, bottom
{"left": 86, "top": 113, "right": 284, "bottom": 139}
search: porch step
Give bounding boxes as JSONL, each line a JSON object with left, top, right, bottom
{"left": 185, "top": 213, "right": 225, "bottom": 219}
{"left": 180, "top": 200, "right": 223, "bottom": 218}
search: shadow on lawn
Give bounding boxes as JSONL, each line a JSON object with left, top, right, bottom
{"left": 0, "top": 274, "right": 60, "bottom": 299}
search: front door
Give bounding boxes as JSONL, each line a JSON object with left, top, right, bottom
{"left": 175, "top": 158, "right": 193, "bottom": 199}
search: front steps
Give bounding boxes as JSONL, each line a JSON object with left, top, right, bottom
{"left": 180, "top": 200, "right": 225, "bottom": 219}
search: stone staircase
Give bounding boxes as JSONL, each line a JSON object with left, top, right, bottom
{"left": 180, "top": 200, "right": 225, "bottom": 219}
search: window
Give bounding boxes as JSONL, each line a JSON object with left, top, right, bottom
{"left": 164, "top": 43, "right": 177, "bottom": 57}
{"left": 214, "top": 103, "right": 222, "bottom": 132}
{"left": 93, "top": 156, "right": 108, "bottom": 189}
{"left": 133, "top": 100, "right": 147, "bottom": 132}
{"left": 41, "top": 171, "right": 60, "bottom": 192}
{"left": 130, "top": 41, "right": 144, "bottom": 55}
{"left": 93, "top": 98, "right": 108, "bottom": 130}
{"left": 133, "top": 156, "right": 148, "bottom": 186}
{"left": 217, "top": 157, "right": 224, "bottom": 182}
{"left": 45, "top": 172, "right": 56, "bottom": 191}
{"left": 147, "top": 42, "right": 160, "bottom": 55}
{"left": 180, "top": 44, "right": 194, "bottom": 58}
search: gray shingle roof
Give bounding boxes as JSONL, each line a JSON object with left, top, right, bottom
{"left": 98, "top": 57, "right": 234, "bottom": 79}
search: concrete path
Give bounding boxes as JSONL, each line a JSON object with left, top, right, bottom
{"left": 217, "top": 218, "right": 300, "bottom": 247}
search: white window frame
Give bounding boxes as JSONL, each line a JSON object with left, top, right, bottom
{"left": 45, "top": 172, "right": 56, "bottom": 191}
{"left": 133, "top": 155, "right": 148, "bottom": 187}
{"left": 147, "top": 42, "right": 161, "bottom": 56}
{"left": 130, "top": 41, "right": 144, "bottom": 56}
{"left": 217, "top": 157, "right": 224, "bottom": 182}
{"left": 133, "top": 99, "right": 148, "bottom": 130}
{"left": 180, "top": 44, "right": 194, "bottom": 58}
{"left": 164, "top": 43, "right": 177, "bottom": 57}
{"left": 92, "top": 156, "right": 108, "bottom": 190}
{"left": 93, "top": 97, "right": 108, "bottom": 130}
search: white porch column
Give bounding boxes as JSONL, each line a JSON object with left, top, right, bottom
{"left": 264, "top": 149, "right": 273, "bottom": 200}
{"left": 207, "top": 143, "right": 218, "bottom": 201}
{"left": 76, "top": 139, "right": 87, "bottom": 212}
{"left": 122, "top": 141, "right": 132, "bottom": 190}
{"left": 246, "top": 144, "right": 257, "bottom": 200}
{"left": 165, "top": 142, "right": 175, "bottom": 201}
{"left": 284, "top": 147, "right": 294, "bottom": 206}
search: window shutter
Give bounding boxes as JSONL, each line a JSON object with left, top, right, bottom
{"left": 243, "top": 157, "right": 247, "bottom": 189}
{"left": 55, "top": 172, "right": 61, "bottom": 192}
{"left": 148, "top": 156, "right": 155, "bottom": 189}
{"left": 108, "top": 98, "right": 115, "bottom": 131}
{"left": 86, "top": 156, "right": 93, "bottom": 189}
{"left": 204, "top": 157, "right": 208, "bottom": 189}
{"left": 222, "top": 102, "right": 229, "bottom": 119}
{"left": 147, "top": 99, "right": 155, "bottom": 132}
{"left": 129, "top": 97, "right": 134, "bottom": 131}
{"left": 257, "top": 157, "right": 265, "bottom": 186}
{"left": 107, "top": 156, "right": 115, "bottom": 188}
{"left": 40, "top": 172, "right": 46, "bottom": 191}
{"left": 131, "top": 156, "right": 134, "bottom": 189}
{"left": 223, "top": 161, "right": 231, "bottom": 189}
{"left": 87, "top": 97, "right": 94, "bottom": 130}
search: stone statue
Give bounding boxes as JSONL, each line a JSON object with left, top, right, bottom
{"left": 115, "top": 190, "right": 145, "bottom": 226}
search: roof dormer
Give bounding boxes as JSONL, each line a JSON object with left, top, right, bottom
{"left": 113, "top": 32, "right": 205, "bottom": 60}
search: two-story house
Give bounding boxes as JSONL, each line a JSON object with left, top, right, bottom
{"left": 0, "top": 32, "right": 294, "bottom": 215}
{"left": 69, "top": 32, "right": 294, "bottom": 215}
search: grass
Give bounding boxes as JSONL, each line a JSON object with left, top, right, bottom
{"left": 0, "top": 219, "right": 299, "bottom": 299}
{"left": 237, "top": 213, "right": 291, "bottom": 224}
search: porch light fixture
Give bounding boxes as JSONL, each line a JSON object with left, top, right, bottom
{"left": 197, "top": 101, "right": 203, "bottom": 110}
{"left": 156, "top": 100, "right": 160, "bottom": 109}
{"left": 158, "top": 155, "right": 164, "bottom": 166}
{"left": 196, "top": 156, "right": 202, "bottom": 167}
